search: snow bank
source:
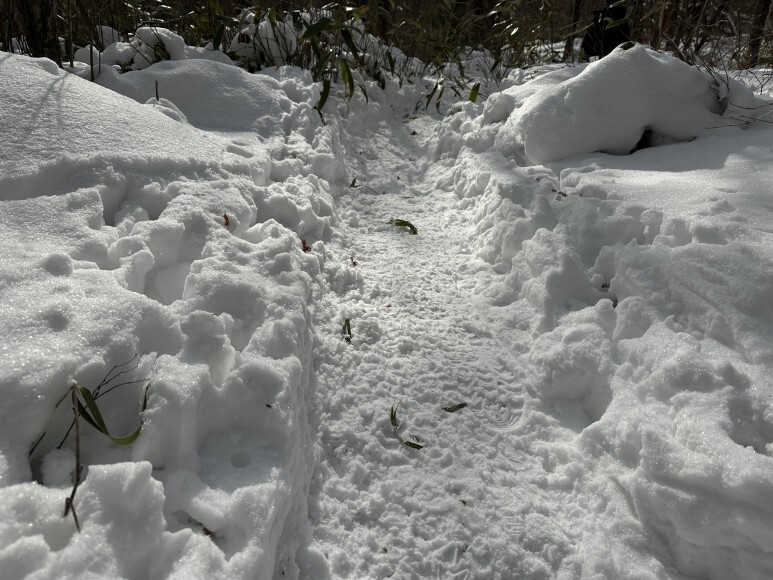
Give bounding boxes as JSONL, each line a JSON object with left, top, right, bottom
{"left": 505, "top": 45, "right": 759, "bottom": 164}
{"left": 0, "top": 51, "right": 337, "bottom": 578}
{"left": 95, "top": 59, "right": 346, "bottom": 186}
{"left": 439, "top": 71, "right": 773, "bottom": 578}
{"left": 0, "top": 53, "right": 234, "bottom": 190}
{"left": 97, "top": 59, "right": 296, "bottom": 136}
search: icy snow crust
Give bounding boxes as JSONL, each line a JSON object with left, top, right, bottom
{"left": 2, "top": 43, "right": 773, "bottom": 579}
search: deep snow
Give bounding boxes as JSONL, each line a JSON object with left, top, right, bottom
{"left": 2, "top": 40, "right": 773, "bottom": 580}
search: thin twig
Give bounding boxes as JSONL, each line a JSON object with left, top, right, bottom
{"left": 93, "top": 354, "right": 140, "bottom": 397}
{"left": 98, "top": 377, "right": 151, "bottom": 398}
{"left": 63, "top": 384, "right": 82, "bottom": 532}
{"left": 740, "top": 114, "right": 773, "bottom": 123}
{"left": 28, "top": 432, "right": 46, "bottom": 457}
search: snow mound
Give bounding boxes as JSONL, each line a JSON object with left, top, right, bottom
{"left": 513, "top": 45, "right": 755, "bottom": 164}
{"left": 73, "top": 27, "right": 232, "bottom": 71}
{"left": 0, "top": 53, "right": 236, "bottom": 189}
{"left": 0, "top": 51, "right": 337, "bottom": 579}
{"left": 97, "top": 58, "right": 297, "bottom": 136}
{"left": 94, "top": 58, "right": 341, "bottom": 184}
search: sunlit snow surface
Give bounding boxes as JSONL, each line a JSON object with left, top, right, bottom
{"left": 0, "top": 52, "right": 336, "bottom": 578}
{"left": 2, "top": 44, "right": 773, "bottom": 580}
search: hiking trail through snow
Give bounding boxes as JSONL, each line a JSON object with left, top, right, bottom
{"left": 304, "top": 84, "right": 773, "bottom": 578}
{"left": 308, "top": 114, "right": 584, "bottom": 579}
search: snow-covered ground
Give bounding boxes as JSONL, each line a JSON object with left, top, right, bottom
{"left": 2, "top": 40, "right": 773, "bottom": 579}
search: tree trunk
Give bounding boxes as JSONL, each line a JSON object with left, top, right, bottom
{"left": 749, "top": 0, "right": 772, "bottom": 66}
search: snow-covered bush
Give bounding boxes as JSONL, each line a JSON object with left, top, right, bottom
{"left": 510, "top": 44, "right": 764, "bottom": 164}
{"left": 69, "top": 25, "right": 233, "bottom": 78}
{"left": 229, "top": 10, "right": 301, "bottom": 70}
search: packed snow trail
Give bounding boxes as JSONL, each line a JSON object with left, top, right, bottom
{"left": 306, "top": 64, "right": 773, "bottom": 578}
{"left": 308, "top": 114, "right": 585, "bottom": 578}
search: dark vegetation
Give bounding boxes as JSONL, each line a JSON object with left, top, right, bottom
{"left": 1, "top": 0, "right": 772, "bottom": 73}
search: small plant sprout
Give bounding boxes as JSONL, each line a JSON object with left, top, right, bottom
{"left": 36, "top": 354, "right": 154, "bottom": 532}
{"left": 74, "top": 382, "right": 151, "bottom": 446}
{"left": 49, "top": 354, "right": 153, "bottom": 450}
{"left": 315, "top": 79, "right": 330, "bottom": 121}
{"left": 388, "top": 219, "right": 418, "bottom": 235}
{"left": 341, "top": 318, "right": 352, "bottom": 343}
{"left": 61, "top": 379, "right": 151, "bottom": 532}
{"left": 389, "top": 403, "right": 423, "bottom": 450}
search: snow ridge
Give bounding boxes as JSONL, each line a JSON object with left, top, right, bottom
{"left": 0, "top": 52, "right": 335, "bottom": 579}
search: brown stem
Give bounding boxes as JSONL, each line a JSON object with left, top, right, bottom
{"left": 63, "top": 384, "right": 82, "bottom": 532}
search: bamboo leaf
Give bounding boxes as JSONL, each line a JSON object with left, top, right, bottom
{"left": 108, "top": 424, "right": 142, "bottom": 446}
{"left": 386, "top": 51, "right": 396, "bottom": 74}
{"left": 341, "top": 28, "right": 361, "bottom": 64}
{"left": 316, "top": 78, "right": 331, "bottom": 112}
{"left": 358, "top": 83, "right": 369, "bottom": 103}
{"left": 390, "top": 404, "right": 423, "bottom": 450}
{"left": 76, "top": 400, "right": 104, "bottom": 433}
{"left": 212, "top": 14, "right": 239, "bottom": 23}
{"left": 302, "top": 17, "right": 331, "bottom": 39}
{"left": 469, "top": 82, "right": 480, "bottom": 103}
{"left": 141, "top": 383, "right": 152, "bottom": 411}
{"left": 339, "top": 58, "right": 355, "bottom": 100}
{"left": 424, "top": 82, "right": 439, "bottom": 110}
{"left": 78, "top": 386, "right": 108, "bottom": 433}
{"left": 390, "top": 405, "right": 400, "bottom": 428}
{"left": 75, "top": 383, "right": 149, "bottom": 445}
{"left": 388, "top": 219, "right": 418, "bottom": 235}
{"left": 309, "top": 35, "right": 323, "bottom": 60}
{"left": 311, "top": 49, "right": 331, "bottom": 80}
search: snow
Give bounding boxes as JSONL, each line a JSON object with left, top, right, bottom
{"left": 497, "top": 45, "right": 768, "bottom": 165}
{"left": 2, "top": 38, "right": 773, "bottom": 580}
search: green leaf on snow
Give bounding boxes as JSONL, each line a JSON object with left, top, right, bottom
{"left": 388, "top": 219, "right": 418, "bottom": 235}
{"left": 469, "top": 82, "right": 480, "bottom": 103}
